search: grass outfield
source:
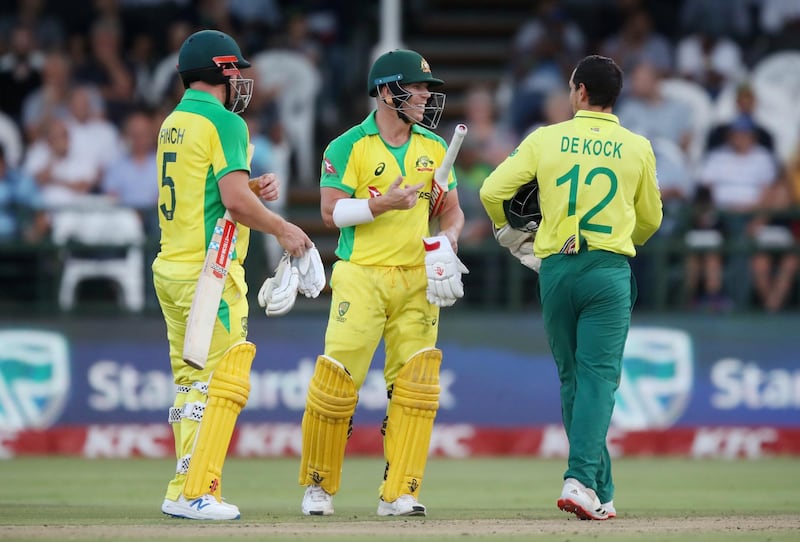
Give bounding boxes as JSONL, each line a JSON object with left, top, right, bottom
{"left": 0, "top": 456, "right": 798, "bottom": 541}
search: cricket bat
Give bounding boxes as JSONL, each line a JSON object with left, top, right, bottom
{"left": 182, "top": 211, "right": 238, "bottom": 369}
{"left": 183, "top": 144, "right": 254, "bottom": 370}
{"left": 430, "top": 123, "right": 468, "bottom": 217}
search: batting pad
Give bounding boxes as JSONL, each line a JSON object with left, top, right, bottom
{"left": 298, "top": 355, "right": 357, "bottom": 495}
{"left": 183, "top": 341, "right": 255, "bottom": 500}
{"left": 381, "top": 348, "right": 441, "bottom": 502}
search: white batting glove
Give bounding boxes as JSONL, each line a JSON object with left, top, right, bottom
{"left": 494, "top": 224, "right": 540, "bottom": 272}
{"left": 292, "top": 245, "right": 326, "bottom": 298}
{"left": 257, "top": 252, "right": 299, "bottom": 316}
{"left": 423, "top": 235, "right": 469, "bottom": 307}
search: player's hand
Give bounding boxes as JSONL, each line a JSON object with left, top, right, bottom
{"left": 381, "top": 176, "right": 424, "bottom": 211}
{"left": 249, "top": 174, "right": 279, "bottom": 202}
{"left": 423, "top": 235, "right": 469, "bottom": 307}
{"left": 277, "top": 221, "right": 313, "bottom": 258}
{"left": 494, "top": 224, "right": 539, "bottom": 272}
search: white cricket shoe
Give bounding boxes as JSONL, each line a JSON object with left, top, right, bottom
{"left": 603, "top": 500, "right": 616, "bottom": 518}
{"left": 377, "top": 494, "right": 426, "bottom": 516}
{"left": 557, "top": 478, "right": 609, "bottom": 521}
{"left": 302, "top": 485, "right": 334, "bottom": 516}
{"left": 161, "top": 494, "right": 240, "bottom": 520}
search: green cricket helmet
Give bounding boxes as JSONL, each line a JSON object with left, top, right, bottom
{"left": 368, "top": 49, "right": 446, "bottom": 129}
{"left": 177, "top": 29, "right": 253, "bottom": 113}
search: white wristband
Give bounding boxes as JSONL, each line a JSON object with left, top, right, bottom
{"left": 332, "top": 198, "right": 374, "bottom": 227}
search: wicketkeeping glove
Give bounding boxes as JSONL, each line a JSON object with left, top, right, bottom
{"left": 258, "top": 252, "right": 299, "bottom": 316}
{"left": 494, "top": 224, "right": 541, "bottom": 272}
{"left": 423, "top": 235, "right": 469, "bottom": 307}
{"left": 293, "top": 245, "right": 325, "bottom": 298}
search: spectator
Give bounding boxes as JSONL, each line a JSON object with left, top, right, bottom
{"left": 65, "top": 84, "right": 122, "bottom": 174}
{"left": 685, "top": 114, "right": 779, "bottom": 311}
{"left": 0, "top": 144, "right": 42, "bottom": 243}
{"left": 616, "top": 61, "right": 694, "bottom": 156}
{"left": 675, "top": 29, "right": 746, "bottom": 100}
{"left": 707, "top": 82, "right": 774, "bottom": 152}
{"left": 747, "top": 176, "right": 800, "bottom": 313}
{"left": 747, "top": 141, "right": 800, "bottom": 312}
{"left": 22, "top": 117, "right": 100, "bottom": 212}
{"left": 243, "top": 109, "right": 290, "bottom": 271}
{"left": 525, "top": 88, "right": 574, "bottom": 135}
{"left": 678, "top": 0, "right": 754, "bottom": 44}
{"left": 0, "top": 110, "right": 23, "bottom": 169}
{"left": 502, "top": 0, "right": 585, "bottom": 137}
{"left": 148, "top": 20, "right": 193, "bottom": 109}
{"left": 100, "top": 109, "right": 158, "bottom": 236}
{"left": 459, "top": 84, "right": 516, "bottom": 169}
{"left": 21, "top": 50, "right": 73, "bottom": 143}
{"left": 0, "top": 23, "right": 44, "bottom": 123}
{"left": 73, "top": 17, "right": 136, "bottom": 125}
{"left": 600, "top": 6, "right": 672, "bottom": 75}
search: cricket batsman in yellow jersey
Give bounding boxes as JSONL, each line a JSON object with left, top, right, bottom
{"left": 154, "top": 29, "right": 313, "bottom": 520}
{"left": 481, "top": 55, "right": 662, "bottom": 521}
{"left": 297, "top": 49, "right": 468, "bottom": 518}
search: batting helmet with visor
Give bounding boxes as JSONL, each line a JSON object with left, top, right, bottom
{"left": 368, "top": 49, "right": 446, "bottom": 129}
{"left": 177, "top": 29, "right": 253, "bottom": 114}
{"left": 503, "top": 179, "right": 541, "bottom": 232}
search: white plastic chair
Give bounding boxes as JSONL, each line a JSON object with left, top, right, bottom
{"left": 252, "top": 50, "right": 321, "bottom": 184}
{"left": 660, "top": 78, "right": 714, "bottom": 168}
{"left": 51, "top": 202, "right": 145, "bottom": 312}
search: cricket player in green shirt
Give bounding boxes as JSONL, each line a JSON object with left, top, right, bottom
{"left": 480, "top": 55, "right": 662, "bottom": 520}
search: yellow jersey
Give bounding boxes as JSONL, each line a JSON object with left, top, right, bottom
{"left": 321, "top": 112, "right": 455, "bottom": 266}
{"left": 155, "top": 89, "right": 251, "bottom": 279}
{"left": 481, "top": 110, "right": 662, "bottom": 257}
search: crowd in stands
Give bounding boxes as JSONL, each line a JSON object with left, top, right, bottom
{"left": 453, "top": 0, "right": 800, "bottom": 313}
{"left": 1, "top": 0, "right": 800, "bottom": 313}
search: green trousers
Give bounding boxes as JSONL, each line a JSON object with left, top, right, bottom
{"left": 538, "top": 249, "right": 635, "bottom": 504}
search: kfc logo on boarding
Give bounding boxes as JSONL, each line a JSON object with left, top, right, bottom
{"left": 0, "top": 330, "right": 70, "bottom": 431}
{"left": 323, "top": 157, "right": 336, "bottom": 175}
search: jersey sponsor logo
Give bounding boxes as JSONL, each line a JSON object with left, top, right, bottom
{"left": 0, "top": 330, "right": 70, "bottom": 431}
{"left": 367, "top": 186, "right": 382, "bottom": 198}
{"left": 415, "top": 156, "right": 434, "bottom": 172}
{"left": 374, "top": 162, "right": 385, "bottom": 175}
{"left": 612, "top": 327, "right": 693, "bottom": 430}
{"left": 323, "top": 157, "right": 336, "bottom": 175}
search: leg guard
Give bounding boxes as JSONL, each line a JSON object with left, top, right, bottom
{"left": 381, "top": 348, "right": 441, "bottom": 502}
{"left": 165, "top": 381, "right": 209, "bottom": 501}
{"left": 183, "top": 341, "right": 255, "bottom": 500}
{"left": 298, "top": 355, "right": 357, "bottom": 495}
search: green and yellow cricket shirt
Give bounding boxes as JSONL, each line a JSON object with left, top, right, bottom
{"left": 481, "top": 110, "right": 662, "bottom": 257}
{"left": 321, "top": 112, "right": 455, "bottom": 267}
{"left": 155, "top": 89, "right": 251, "bottom": 279}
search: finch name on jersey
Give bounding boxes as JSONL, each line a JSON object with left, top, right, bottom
{"left": 159, "top": 127, "right": 187, "bottom": 145}
{"left": 560, "top": 136, "right": 622, "bottom": 159}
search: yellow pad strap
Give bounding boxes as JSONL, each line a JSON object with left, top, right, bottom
{"left": 381, "top": 348, "right": 441, "bottom": 502}
{"left": 298, "top": 355, "right": 357, "bottom": 495}
{"left": 183, "top": 341, "right": 255, "bottom": 500}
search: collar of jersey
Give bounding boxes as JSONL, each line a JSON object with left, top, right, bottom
{"left": 574, "top": 110, "right": 619, "bottom": 124}
{"left": 182, "top": 88, "right": 224, "bottom": 108}
{"left": 361, "top": 111, "right": 427, "bottom": 136}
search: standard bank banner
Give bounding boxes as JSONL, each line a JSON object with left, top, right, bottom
{"left": 1, "top": 313, "right": 799, "bottom": 457}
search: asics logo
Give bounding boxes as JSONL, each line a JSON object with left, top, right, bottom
{"left": 189, "top": 498, "right": 211, "bottom": 510}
